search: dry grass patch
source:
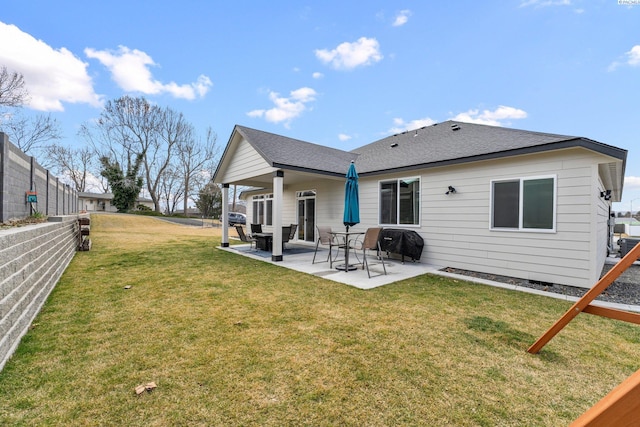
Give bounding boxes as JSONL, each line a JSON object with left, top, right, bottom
{"left": 1, "top": 213, "right": 639, "bottom": 425}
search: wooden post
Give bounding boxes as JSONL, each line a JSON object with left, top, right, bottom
{"left": 528, "top": 242, "right": 640, "bottom": 354}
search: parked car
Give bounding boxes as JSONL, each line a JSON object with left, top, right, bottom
{"left": 228, "top": 212, "right": 246, "bottom": 226}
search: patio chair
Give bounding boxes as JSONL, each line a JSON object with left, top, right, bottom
{"left": 281, "top": 225, "right": 291, "bottom": 250}
{"left": 282, "top": 224, "right": 298, "bottom": 249}
{"left": 351, "top": 227, "right": 387, "bottom": 278}
{"left": 235, "top": 225, "right": 257, "bottom": 249}
{"left": 312, "top": 226, "right": 345, "bottom": 267}
{"left": 250, "top": 223, "right": 262, "bottom": 235}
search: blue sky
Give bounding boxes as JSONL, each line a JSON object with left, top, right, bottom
{"left": 1, "top": 1, "right": 639, "bottom": 212}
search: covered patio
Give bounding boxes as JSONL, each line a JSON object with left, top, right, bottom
{"left": 214, "top": 125, "right": 360, "bottom": 263}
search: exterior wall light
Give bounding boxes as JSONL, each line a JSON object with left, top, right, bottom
{"left": 600, "top": 190, "right": 612, "bottom": 200}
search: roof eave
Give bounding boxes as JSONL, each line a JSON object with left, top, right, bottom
{"left": 270, "top": 162, "right": 350, "bottom": 178}
{"left": 212, "top": 125, "right": 243, "bottom": 184}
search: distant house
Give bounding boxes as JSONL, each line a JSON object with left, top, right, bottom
{"left": 213, "top": 121, "right": 627, "bottom": 288}
{"left": 77, "top": 192, "right": 154, "bottom": 213}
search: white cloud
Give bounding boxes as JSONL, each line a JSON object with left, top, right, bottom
{"left": 389, "top": 106, "right": 527, "bottom": 133}
{"left": 312, "top": 72, "right": 324, "bottom": 79}
{"left": 608, "top": 45, "right": 640, "bottom": 71}
{"left": 338, "top": 133, "right": 352, "bottom": 141}
{"left": 193, "top": 75, "right": 213, "bottom": 97}
{"left": 625, "top": 176, "right": 640, "bottom": 191}
{"left": 315, "top": 37, "right": 383, "bottom": 70}
{"left": 75, "top": 171, "right": 105, "bottom": 193}
{"left": 450, "top": 105, "right": 528, "bottom": 126}
{"left": 608, "top": 61, "right": 622, "bottom": 72}
{"left": 626, "top": 45, "right": 640, "bottom": 66}
{"left": 393, "top": 10, "right": 412, "bottom": 27}
{"left": 85, "top": 45, "right": 212, "bottom": 100}
{"left": 247, "top": 87, "right": 317, "bottom": 128}
{"left": 388, "top": 117, "right": 437, "bottom": 134}
{"left": 0, "top": 21, "right": 104, "bottom": 111}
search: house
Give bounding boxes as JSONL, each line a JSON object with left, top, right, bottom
{"left": 77, "top": 192, "right": 154, "bottom": 213}
{"left": 213, "top": 120, "right": 627, "bottom": 289}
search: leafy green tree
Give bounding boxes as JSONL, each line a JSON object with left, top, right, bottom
{"left": 100, "top": 154, "right": 144, "bottom": 212}
{"left": 195, "top": 182, "right": 222, "bottom": 219}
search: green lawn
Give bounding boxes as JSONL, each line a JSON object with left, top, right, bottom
{"left": 1, "top": 214, "right": 639, "bottom": 426}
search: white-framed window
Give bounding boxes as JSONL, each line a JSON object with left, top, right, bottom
{"left": 252, "top": 194, "right": 273, "bottom": 225}
{"left": 379, "top": 177, "right": 420, "bottom": 225}
{"left": 490, "top": 175, "right": 556, "bottom": 232}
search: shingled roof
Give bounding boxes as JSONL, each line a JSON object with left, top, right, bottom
{"left": 218, "top": 121, "right": 626, "bottom": 181}
{"left": 351, "top": 120, "right": 627, "bottom": 175}
{"left": 234, "top": 125, "right": 358, "bottom": 176}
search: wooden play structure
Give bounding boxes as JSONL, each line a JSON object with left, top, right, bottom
{"left": 570, "top": 368, "right": 640, "bottom": 426}
{"left": 527, "top": 243, "right": 640, "bottom": 426}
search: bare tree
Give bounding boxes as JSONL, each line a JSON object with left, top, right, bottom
{"left": 0, "top": 66, "right": 28, "bottom": 107}
{"left": 81, "top": 96, "right": 198, "bottom": 212}
{"left": 87, "top": 96, "right": 169, "bottom": 211}
{"left": 149, "top": 105, "right": 189, "bottom": 212}
{"left": 232, "top": 185, "right": 238, "bottom": 211}
{"left": 176, "top": 125, "right": 219, "bottom": 215}
{"left": 5, "top": 113, "right": 62, "bottom": 154}
{"left": 78, "top": 118, "right": 134, "bottom": 185}
{"left": 0, "top": 67, "right": 62, "bottom": 156}
{"left": 158, "top": 165, "right": 184, "bottom": 215}
{"left": 77, "top": 122, "right": 126, "bottom": 194}
{"left": 43, "top": 144, "right": 94, "bottom": 192}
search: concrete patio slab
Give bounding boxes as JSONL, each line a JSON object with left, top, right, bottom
{"left": 220, "top": 242, "right": 442, "bottom": 290}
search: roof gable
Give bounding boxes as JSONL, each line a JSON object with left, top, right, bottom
{"left": 235, "top": 126, "right": 358, "bottom": 176}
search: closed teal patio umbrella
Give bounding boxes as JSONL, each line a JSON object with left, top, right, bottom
{"left": 343, "top": 161, "right": 360, "bottom": 232}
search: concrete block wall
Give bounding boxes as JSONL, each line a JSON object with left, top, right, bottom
{"left": 0, "top": 216, "right": 78, "bottom": 371}
{"left": 1, "top": 132, "right": 78, "bottom": 222}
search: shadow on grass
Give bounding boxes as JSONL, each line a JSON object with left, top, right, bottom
{"left": 463, "top": 315, "right": 564, "bottom": 362}
{"left": 464, "top": 316, "right": 534, "bottom": 346}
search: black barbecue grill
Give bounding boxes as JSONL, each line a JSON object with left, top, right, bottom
{"left": 378, "top": 228, "right": 424, "bottom": 263}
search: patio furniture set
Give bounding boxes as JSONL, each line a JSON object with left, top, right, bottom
{"left": 235, "top": 223, "right": 297, "bottom": 251}
{"left": 235, "top": 224, "right": 424, "bottom": 279}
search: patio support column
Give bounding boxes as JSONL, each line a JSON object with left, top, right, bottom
{"left": 272, "top": 170, "right": 284, "bottom": 262}
{"left": 221, "top": 183, "right": 229, "bottom": 247}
